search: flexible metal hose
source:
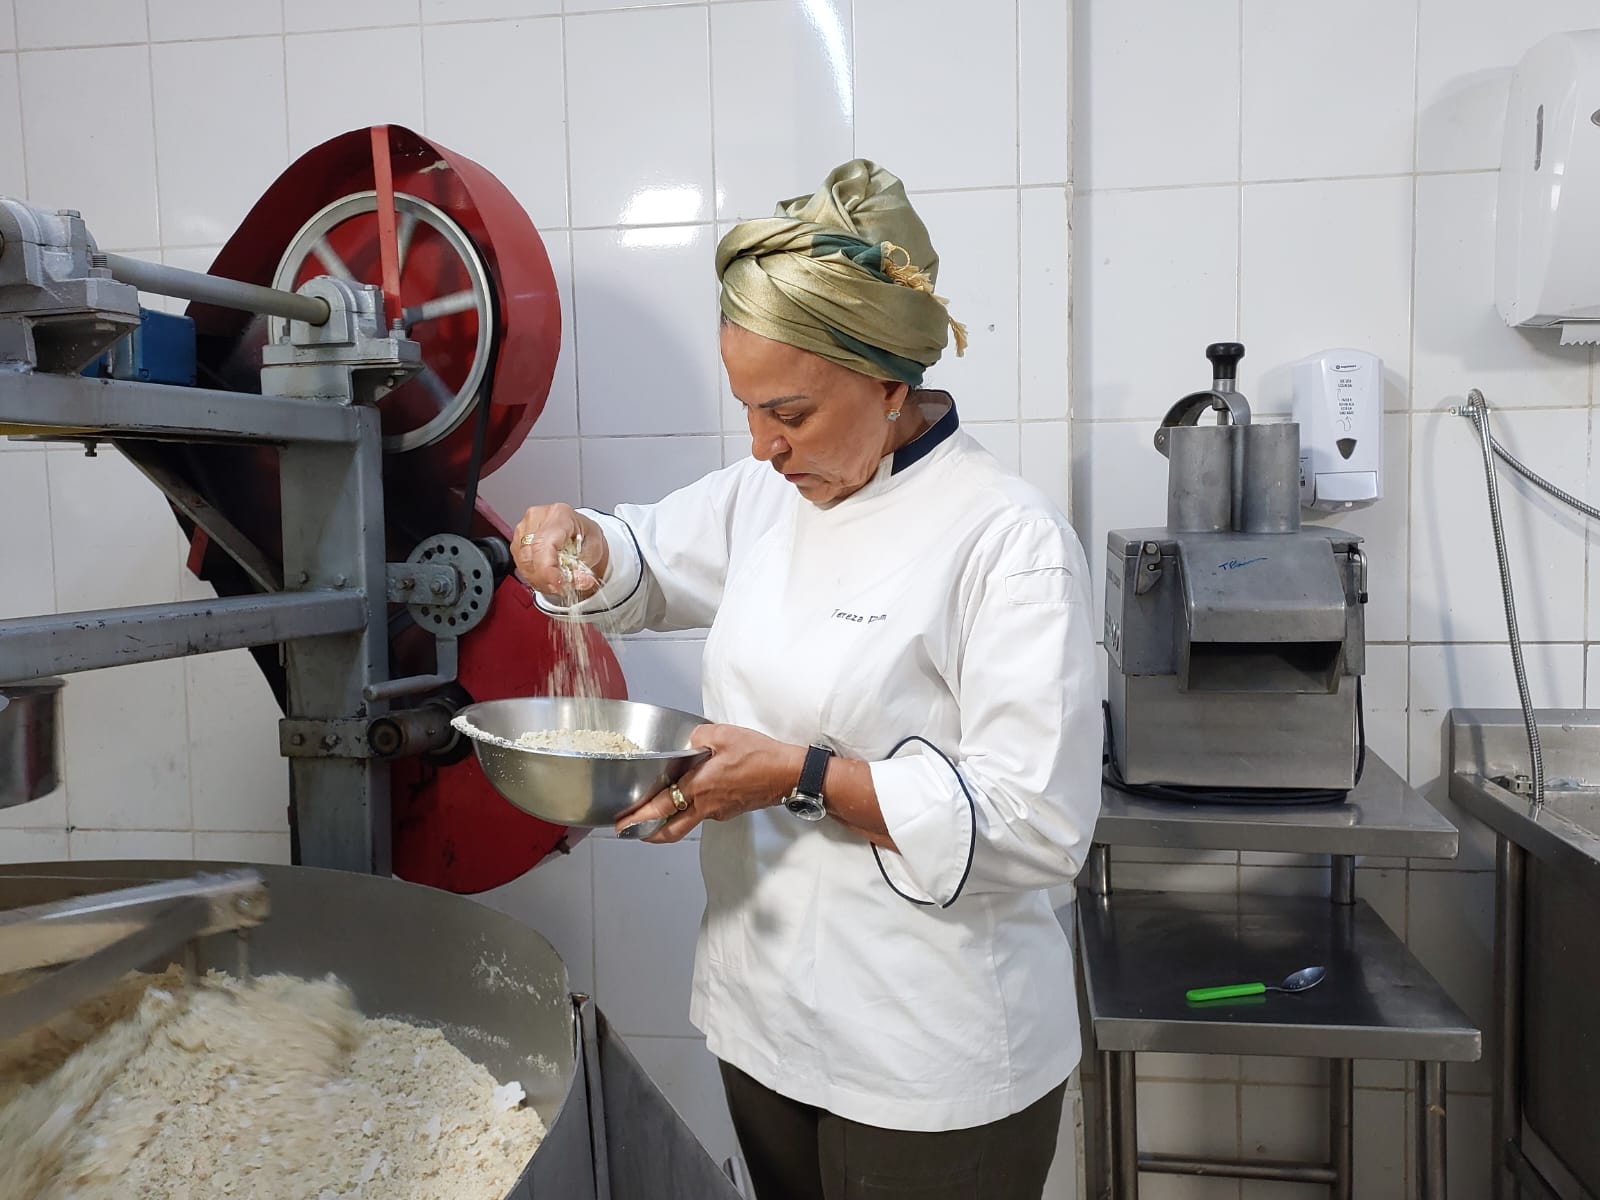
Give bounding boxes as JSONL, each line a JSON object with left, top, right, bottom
{"left": 1487, "top": 433, "right": 1600, "bottom": 520}
{"left": 1458, "top": 390, "right": 1544, "bottom": 806}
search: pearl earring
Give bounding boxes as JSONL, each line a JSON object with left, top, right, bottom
{"left": 886, "top": 409, "right": 901, "bottom": 422}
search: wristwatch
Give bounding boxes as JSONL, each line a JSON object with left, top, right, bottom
{"left": 784, "top": 744, "right": 834, "bottom": 821}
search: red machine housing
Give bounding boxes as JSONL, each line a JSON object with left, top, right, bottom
{"left": 170, "top": 126, "right": 626, "bottom": 892}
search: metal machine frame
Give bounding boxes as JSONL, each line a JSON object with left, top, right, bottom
{"left": 0, "top": 197, "right": 482, "bottom": 874}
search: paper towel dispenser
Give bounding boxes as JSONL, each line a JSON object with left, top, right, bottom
{"left": 1496, "top": 28, "right": 1600, "bottom": 345}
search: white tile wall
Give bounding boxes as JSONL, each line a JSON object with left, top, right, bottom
{"left": 282, "top": 0, "right": 417, "bottom": 35}
{"left": 1238, "top": 177, "right": 1415, "bottom": 416}
{"left": 1020, "top": 187, "right": 1071, "bottom": 420}
{"left": 1018, "top": 0, "right": 1071, "bottom": 186}
{"left": 18, "top": 45, "right": 160, "bottom": 248}
{"left": 284, "top": 28, "right": 424, "bottom": 155}
{"left": 1410, "top": 408, "right": 1589, "bottom": 644}
{"left": 0, "top": 52, "right": 23, "bottom": 195}
{"left": 710, "top": 0, "right": 852, "bottom": 221}
{"left": 0, "top": 828, "right": 67, "bottom": 862}
{"left": 151, "top": 36, "right": 288, "bottom": 247}
{"left": 421, "top": 18, "right": 568, "bottom": 232}
{"left": 146, "top": 0, "right": 281, "bottom": 42}
{"left": 854, "top": 0, "right": 1017, "bottom": 191}
{"left": 565, "top": 8, "right": 713, "bottom": 228}
{"left": 593, "top": 837, "right": 705, "bottom": 1039}
{"left": 570, "top": 226, "right": 722, "bottom": 436}
{"left": 1072, "top": 185, "right": 1240, "bottom": 422}
{"left": 14, "top": 0, "right": 145, "bottom": 49}
{"left": 1241, "top": 0, "right": 1417, "bottom": 182}
{"left": 421, "top": 0, "right": 559, "bottom": 21}
{"left": 0, "top": 450, "right": 56, "bottom": 620}
{"left": 1076, "top": 0, "right": 1238, "bottom": 191}
{"left": 62, "top": 659, "right": 191, "bottom": 831}
{"left": 912, "top": 189, "right": 1022, "bottom": 422}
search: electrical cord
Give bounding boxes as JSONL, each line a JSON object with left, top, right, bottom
{"left": 871, "top": 735, "right": 977, "bottom": 909}
{"left": 1101, "top": 676, "right": 1366, "bottom": 806}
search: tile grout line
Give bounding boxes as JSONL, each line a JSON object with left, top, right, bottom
{"left": 1013, "top": 0, "right": 1023, "bottom": 432}
{"left": 557, "top": 10, "right": 586, "bottom": 507}
{"left": 704, "top": 0, "right": 724, "bottom": 470}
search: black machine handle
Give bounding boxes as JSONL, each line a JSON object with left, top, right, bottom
{"left": 1206, "top": 341, "right": 1245, "bottom": 390}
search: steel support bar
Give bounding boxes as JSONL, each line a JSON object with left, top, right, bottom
{"left": 1140, "top": 1155, "right": 1337, "bottom": 1184}
{"left": 1331, "top": 1057, "right": 1354, "bottom": 1199}
{"left": 120, "top": 442, "right": 283, "bottom": 592}
{"left": 0, "top": 591, "right": 366, "bottom": 679}
{"left": 105, "top": 252, "right": 330, "bottom": 326}
{"left": 1494, "top": 836, "right": 1526, "bottom": 1200}
{"left": 0, "top": 371, "right": 360, "bottom": 444}
{"left": 1331, "top": 854, "right": 1356, "bottom": 905}
{"left": 1084, "top": 843, "right": 1112, "bottom": 897}
{"left": 278, "top": 421, "right": 391, "bottom": 875}
{"left": 1416, "top": 1062, "right": 1448, "bottom": 1200}
{"left": 1097, "top": 1049, "right": 1116, "bottom": 1200}
{"left": 1109, "top": 1051, "right": 1138, "bottom": 1198}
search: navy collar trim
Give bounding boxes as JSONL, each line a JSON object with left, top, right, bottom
{"left": 889, "top": 396, "right": 959, "bottom": 476}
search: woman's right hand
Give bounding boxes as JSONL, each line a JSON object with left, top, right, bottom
{"left": 511, "top": 504, "right": 610, "bottom": 599}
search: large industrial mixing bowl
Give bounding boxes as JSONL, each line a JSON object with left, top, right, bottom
{"left": 0, "top": 860, "right": 746, "bottom": 1200}
{"left": 454, "top": 697, "right": 709, "bottom": 830}
{"left": 0, "top": 860, "right": 581, "bottom": 1199}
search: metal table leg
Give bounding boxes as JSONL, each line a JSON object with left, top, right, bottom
{"left": 1415, "top": 1062, "right": 1447, "bottom": 1200}
{"left": 1330, "top": 1058, "right": 1354, "bottom": 1199}
{"left": 1493, "top": 836, "right": 1525, "bottom": 1200}
{"left": 1107, "top": 1050, "right": 1139, "bottom": 1199}
{"left": 1084, "top": 843, "right": 1112, "bottom": 897}
{"left": 1098, "top": 1049, "right": 1116, "bottom": 1200}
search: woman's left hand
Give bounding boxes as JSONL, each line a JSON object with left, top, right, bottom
{"left": 618, "top": 724, "right": 803, "bottom": 844}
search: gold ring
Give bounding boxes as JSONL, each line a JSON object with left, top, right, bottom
{"left": 520, "top": 534, "right": 537, "bottom": 546}
{"left": 669, "top": 784, "right": 689, "bottom": 813}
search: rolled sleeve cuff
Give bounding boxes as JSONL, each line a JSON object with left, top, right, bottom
{"left": 531, "top": 510, "right": 643, "bottom": 620}
{"left": 869, "top": 750, "right": 973, "bottom": 906}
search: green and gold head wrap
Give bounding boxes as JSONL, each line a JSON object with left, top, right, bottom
{"left": 715, "top": 159, "right": 967, "bottom": 388}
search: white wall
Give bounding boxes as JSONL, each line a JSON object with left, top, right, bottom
{"left": 1073, "top": 1, "right": 1600, "bottom": 1197}
{"left": 0, "top": 0, "right": 1073, "bottom": 1183}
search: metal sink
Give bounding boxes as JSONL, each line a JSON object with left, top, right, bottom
{"left": 1449, "top": 708, "right": 1600, "bottom": 893}
{"left": 1449, "top": 709, "right": 1600, "bottom": 1200}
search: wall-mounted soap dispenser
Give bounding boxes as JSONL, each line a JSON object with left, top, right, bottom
{"left": 1496, "top": 28, "right": 1600, "bottom": 345}
{"left": 1294, "top": 349, "right": 1382, "bottom": 512}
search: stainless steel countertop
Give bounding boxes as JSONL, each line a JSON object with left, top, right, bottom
{"left": 1097, "top": 751, "right": 1458, "bottom": 860}
{"left": 1448, "top": 708, "right": 1600, "bottom": 896}
{"left": 1072, "top": 891, "right": 1482, "bottom": 1062}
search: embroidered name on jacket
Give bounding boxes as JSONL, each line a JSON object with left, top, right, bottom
{"left": 831, "top": 609, "right": 888, "bottom": 624}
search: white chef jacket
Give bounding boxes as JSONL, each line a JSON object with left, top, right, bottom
{"left": 539, "top": 399, "right": 1102, "bottom": 1131}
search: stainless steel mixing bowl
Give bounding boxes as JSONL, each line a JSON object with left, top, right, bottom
{"left": 454, "top": 697, "right": 709, "bottom": 830}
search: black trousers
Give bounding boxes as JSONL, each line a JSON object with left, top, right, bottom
{"left": 718, "top": 1061, "right": 1066, "bottom": 1200}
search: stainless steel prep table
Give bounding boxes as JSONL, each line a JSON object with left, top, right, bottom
{"left": 1071, "top": 752, "right": 1480, "bottom": 1200}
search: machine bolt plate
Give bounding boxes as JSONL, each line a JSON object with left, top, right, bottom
{"left": 386, "top": 561, "right": 458, "bottom": 604}
{"left": 279, "top": 717, "right": 370, "bottom": 759}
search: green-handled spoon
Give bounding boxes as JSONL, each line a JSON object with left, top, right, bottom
{"left": 1186, "top": 966, "right": 1326, "bottom": 1004}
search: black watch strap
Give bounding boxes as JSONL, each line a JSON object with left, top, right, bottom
{"left": 798, "top": 744, "right": 833, "bottom": 797}
{"left": 785, "top": 744, "right": 833, "bottom": 821}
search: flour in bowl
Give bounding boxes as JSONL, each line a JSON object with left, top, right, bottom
{"left": 514, "top": 728, "right": 644, "bottom": 755}
{"left": 0, "top": 967, "right": 546, "bottom": 1200}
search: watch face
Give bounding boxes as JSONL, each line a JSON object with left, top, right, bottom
{"left": 785, "top": 793, "right": 826, "bottom": 821}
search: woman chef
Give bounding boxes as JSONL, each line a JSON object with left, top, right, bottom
{"left": 512, "top": 160, "right": 1101, "bottom": 1200}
